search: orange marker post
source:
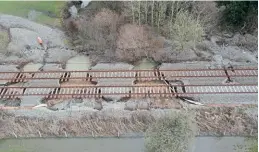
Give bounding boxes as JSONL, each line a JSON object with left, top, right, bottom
{"left": 37, "top": 36, "right": 43, "bottom": 46}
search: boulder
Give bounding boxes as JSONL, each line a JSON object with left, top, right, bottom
{"left": 65, "top": 55, "right": 91, "bottom": 71}
{"left": 21, "top": 49, "right": 45, "bottom": 63}
{"left": 45, "top": 48, "right": 77, "bottom": 63}
{"left": 20, "top": 96, "right": 43, "bottom": 107}
{"left": 0, "top": 14, "right": 67, "bottom": 48}
{"left": 22, "top": 62, "right": 43, "bottom": 72}
{"left": 124, "top": 101, "right": 137, "bottom": 111}
{"left": 42, "top": 64, "right": 63, "bottom": 71}
{"left": 0, "top": 54, "right": 28, "bottom": 64}
{"left": 7, "top": 28, "right": 40, "bottom": 53}
{"left": 51, "top": 100, "right": 71, "bottom": 110}
{"left": 94, "top": 101, "right": 103, "bottom": 110}
{"left": 219, "top": 46, "right": 257, "bottom": 63}
{"left": 137, "top": 101, "right": 150, "bottom": 110}
{"left": 81, "top": 1, "right": 91, "bottom": 8}
{"left": 69, "top": 5, "right": 78, "bottom": 18}
{"left": 0, "top": 65, "right": 19, "bottom": 85}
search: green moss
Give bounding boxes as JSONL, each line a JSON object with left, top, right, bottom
{"left": 35, "top": 14, "right": 62, "bottom": 28}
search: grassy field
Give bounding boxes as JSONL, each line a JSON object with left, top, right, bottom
{"left": 0, "top": 1, "right": 65, "bottom": 28}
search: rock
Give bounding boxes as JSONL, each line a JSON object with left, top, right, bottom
{"left": 42, "top": 64, "right": 63, "bottom": 71}
{"left": 222, "top": 32, "right": 234, "bottom": 38}
{"left": 102, "top": 101, "right": 125, "bottom": 110}
{"left": 92, "top": 63, "right": 133, "bottom": 70}
{"left": 0, "top": 54, "right": 28, "bottom": 64}
{"left": 125, "top": 101, "right": 137, "bottom": 111}
{"left": 65, "top": 55, "right": 91, "bottom": 71}
{"left": 51, "top": 100, "right": 71, "bottom": 110}
{"left": 7, "top": 28, "right": 40, "bottom": 53}
{"left": 219, "top": 46, "right": 257, "bottom": 63}
{"left": 239, "top": 34, "right": 258, "bottom": 51}
{"left": 0, "top": 65, "right": 19, "bottom": 85}
{"left": 22, "top": 62, "right": 43, "bottom": 72}
{"left": 161, "top": 48, "right": 199, "bottom": 61}
{"left": 81, "top": 1, "right": 91, "bottom": 8}
{"left": 21, "top": 49, "right": 45, "bottom": 63}
{"left": 82, "top": 99, "right": 102, "bottom": 110}
{"left": 0, "top": 14, "right": 67, "bottom": 48}
{"left": 94, "top": 101, "right": 103, "bottom": 110}
{"left": 212, "top": 54, "right": 223, "bottom": 65}
{"left": 20, "top": 96, "right": 42, "bottom": 107}
{"left": 0, "top": 99, "right": 21, "bottom": 107}
{"left": 137, "top": 101, "right": 150, "bottom": 110}
{"left": 45, "top": 48, "right": 77, "bottom": 63}
{"left": 69, "top": 5, "right": 78, "bottom": 18}
{"left": 82, "top": 99, "right": 96, "bottom": 108}
{"left": 159, "top": 61, "right": 211, "bottom": 70}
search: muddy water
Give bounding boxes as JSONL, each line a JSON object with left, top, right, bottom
{"left": 133, "top": 58, "right": 158, "bottom": 70}
{"left": 65, "top": 56, "right": 91, "bottom": 71}
{"left": 0, "top": 137, "right": 247, "bottom": 152}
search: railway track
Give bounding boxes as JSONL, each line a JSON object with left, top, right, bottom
{"left": 0, "top": 84, "right": 257, "bottom": 99}
{"left": 0, "top": 68, "right": 257, "bottom": 82}
{"left": 0, "top": 67, "right": 257, "bottom": 99}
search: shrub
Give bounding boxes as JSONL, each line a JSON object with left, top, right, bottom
{"left": 170, "top": 11, "right": 204, "bottom": 51}
{"left": 144, "top": 111, "right": 196, "bottom": 152}
{"left": 216, "top": 1, "right": 258, "bottom": 33}
{"left": 116, "top": 24, "right": 164, "bottom": 62}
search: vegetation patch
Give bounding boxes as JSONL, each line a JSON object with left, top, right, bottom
{"left": 0, "top": 107, "right": 257, "bottom": 139}
{"left": 0, "top": 1, "right": 65, "bottom": 28}
{"left": 145, "top": 111, "right": 196, "bottom": 152}
{"left": 0, "top": 27, "right": 9, "bottom": 52}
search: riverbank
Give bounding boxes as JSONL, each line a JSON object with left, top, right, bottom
{"left": 0, "top": 106, "right": 257, "bottom": 139}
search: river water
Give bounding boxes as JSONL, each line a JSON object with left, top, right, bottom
{"left": 0, "top": 137, "right": 248, "bottom": 152}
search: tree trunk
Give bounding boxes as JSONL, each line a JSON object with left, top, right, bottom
{"left": 151, "top": 0, "right": 154, "bottom": 27}
{"left": 138, "top": 0, "right": 141, "bottom": 25}
{"left": 131, "top": 1, "right": 135, "bottom": 24}
{"left": 145, "top": 0, "right": 148, "bottom": 24}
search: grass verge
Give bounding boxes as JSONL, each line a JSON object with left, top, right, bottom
{"left": 0, "top": 107, "right": 257, "bottom": 138}
{"left": 0, "top": 1, "right": 65, "bottom": 28}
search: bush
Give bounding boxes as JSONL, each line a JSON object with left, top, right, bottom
{"left": 216, "top": 1, "right": 258, "bottom": 33}
{"left": 170, "top": 11, "right": 204, "bottom": 51}
{"left": 144, "top": 111, "right": 196, "bottom": 152}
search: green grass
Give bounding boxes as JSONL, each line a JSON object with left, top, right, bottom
{"left": 0, "top": 29, "right": 9, "bottom": 51}
{"left": 0, "top": 1, "right": 65, "bottom": 28}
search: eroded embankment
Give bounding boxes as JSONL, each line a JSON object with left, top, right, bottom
{"left": 0, "top": 107, "right": 257, "bottom": 139}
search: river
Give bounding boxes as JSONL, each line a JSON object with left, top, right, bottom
{"left": 0, "top": 137, "right": 249, "bottom": 152}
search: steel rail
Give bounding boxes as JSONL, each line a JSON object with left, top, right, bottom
{"left": 0, "top": 104, "right": 257, "bottom": 110}
{"left": 0, "top": 70, "right": 257, "bottom": 81}
{"left": 0, "top": 92, "right": 257, "bottom": 97}
{"left": 0, "top": 68, "right": 257, "bottom": 73}
{"left": 0, "top": 84, "right": 257, "bottom": 98}
{"left": 0, "top": 84, "right": 257, "bottom": 89}
{"left": 0, "top": 75, "right": 257, "bottom": 80}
